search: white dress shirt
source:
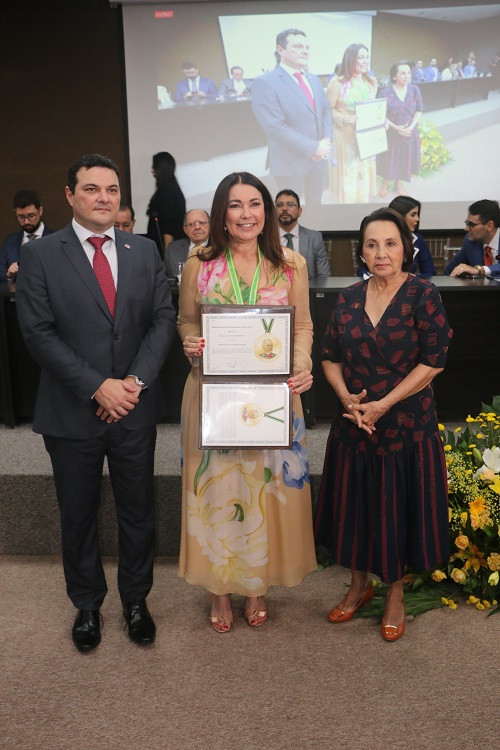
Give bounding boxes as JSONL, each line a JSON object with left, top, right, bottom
{"left": 72, "top": 219, "right": 118, "bottom": 286}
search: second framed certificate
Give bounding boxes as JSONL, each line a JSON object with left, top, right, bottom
{"left": 201, "top": 304, "right": 294, "bottom": 376}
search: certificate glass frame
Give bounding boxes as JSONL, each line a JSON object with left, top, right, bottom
{"left": 355, "top": 98, "right": 388, "bottom": 160}
{"left": 200, "top": 381, "right": 292, "bottom": 449}
{"left": 201, "top": 304, "right": 294, "bottom": 376}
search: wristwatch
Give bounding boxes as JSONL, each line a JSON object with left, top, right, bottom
{"left": 129, "top": 375, "right": 147, "bottom": 389}
{"left": 474, "top": 265, "right": 485, "bottom": 276}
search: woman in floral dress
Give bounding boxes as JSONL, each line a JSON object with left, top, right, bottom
{"left": 327, "top": 43, "right": 378, "bottom": 203}
{"left": 177, "top": 172, "right": 316, "bottom": 632}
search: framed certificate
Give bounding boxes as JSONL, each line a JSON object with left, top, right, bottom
{"left": 200, "top": 381, "right": 292, "bottom": 449}
{"left": 356, "top": 126, "right": 388, "bottom": 160}
{"left": 355, "top": 98, "right": 387, "bottom": 131}
{"left": 201, "top": 304, "right": 294, "bottom": 376}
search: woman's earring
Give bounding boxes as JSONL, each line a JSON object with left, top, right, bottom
{"left": 361, "top": 257, "right": 367, "bottom": 263}
{"left": 223, "top": 225, "right": 227, "bottom": 231}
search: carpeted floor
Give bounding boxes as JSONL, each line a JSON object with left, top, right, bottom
{"left": 0, "top": 556, "right": 498, "bottom": 750}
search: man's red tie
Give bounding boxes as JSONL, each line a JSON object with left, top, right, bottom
{"left": 88, "top": 236, "right": 116, "bottom": 316}
{"left": 484, "top": 245, "right": 493, "bottom": 266}
{"left": 294, "top": 71, "right": 315, "bottom": 111}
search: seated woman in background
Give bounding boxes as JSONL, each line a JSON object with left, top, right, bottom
{"left": 358, "top": 195, "right": 436, "bottom": 277}
{"left": 147, "top": 151, "right": 186, "bottom": 256}
{"left": 315, "top": 207, "right": 452, "bottom": 641}
{"left": 327, "top": 43, "right": 377, "bottom": 203}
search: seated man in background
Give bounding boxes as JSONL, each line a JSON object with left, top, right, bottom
{"left": 164, "top": 208, "right": 210, "bottom": 277}
{"left": 0, "top": 189, "right": 54, "bottom": 282}
{"left": 424, "top": 58, "right": 440, "bottom": 81}
{"left": 412, "top": 60, "right": 427, "bottom": 83}
{"left": 174, "top": 62, "right": 218, "bottom": 103}
{"left": 219, "top": 66, "right": 252, "bottom": 99}
{"left": 114, "top": 203, "right": 136, "bottom": 233}
{"left": 275, "top": 189, "right": 330, "bottom": 279}
{"left": 445, "top": 199, "right": 500, "bottom": 277}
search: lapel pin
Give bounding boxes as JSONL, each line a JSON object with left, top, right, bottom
{"left": 124, "top": 244, "right": 131, "bottom": 249}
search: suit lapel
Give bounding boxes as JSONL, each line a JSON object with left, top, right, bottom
{"left": 276, "top": 67, "right": 315, "bottom": 114}
{"left": 60, "top": 226, "right": 114, "bottom": 323}
{"left": 114, "top": 233, "right": 134, "bottom": 327}
{"left": 298, "top": 226, "right": 308, "bottom": 257}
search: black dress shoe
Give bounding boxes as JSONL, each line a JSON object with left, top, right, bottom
{"left": 72, "top": 609, "right": 101, "bottom": 652}
{"left": 123, "top": 600, "right": 156, "bottom": 645}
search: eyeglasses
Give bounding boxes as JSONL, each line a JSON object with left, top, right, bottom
{"left": 464, "top": 220, "right": 483, "bottom": 228}
{"left": 185, "top": 220, "right": 209, "bottom": 229}
{"left": 16, "top": 212, "right": 39, "bottom": 222}
{"left": 275, "top": 202, "right": 298, "bottom": 209}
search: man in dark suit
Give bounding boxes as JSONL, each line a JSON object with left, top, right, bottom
{"left": 16, "top": 154, "right": 177, "bottom": 652}
{"left": 164, "top": 208, "right": 210, "bottom": 277}
{"left": 251, "top": 28, "right": 333, "bottom": 207}
{"left": 275, "top": 189, "right": 330, "bottom": 279}
{"left": 174, "top": 61, "right": 218, "bottom": 103}
{"left": 444, "top": 199, "right": 500, "bottom": 277}
{"left": 219, "top": 66, "right": 252, "bottom": 99}
{"left": 0, "top": 189, "right": 54, "bottom": 282}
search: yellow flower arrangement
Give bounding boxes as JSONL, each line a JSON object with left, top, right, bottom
{"left": 430, "top": 397, "right": 500, "bottom": 615}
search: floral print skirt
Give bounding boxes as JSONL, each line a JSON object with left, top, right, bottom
{"left": 179, "top": 368, "right": 317, "bottom": 595}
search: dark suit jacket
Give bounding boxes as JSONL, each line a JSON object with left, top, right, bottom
{"left": 297, "top": 226, "right": 330, "bottom": 279}
{"left": 164, "top": 237, "right": 189, "bottom": 277}
{"left": 251, "top": 66, "right": 332, "bottom": 177}
{"left": 16, "top": 224, "right": 176, "bottom": 438}
{"left": 0, "top": 226, "right": 54, "bottom": 281}
{"left": 444, "top": 236, "right": 500, "bottom": 276}
{"left": 174, "top": 76, "right": 218, "bottom": 102}
{"left": 219, "top": 78, "right": 252, "bottom": 98}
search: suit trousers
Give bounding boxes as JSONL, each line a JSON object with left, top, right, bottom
{"left": 275, "top": 161, "right": 326, "bottom": 207}
{"left": 44, "top": 423, "right": 157, "bottom": 610}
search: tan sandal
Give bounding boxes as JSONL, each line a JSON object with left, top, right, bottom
{"left": 210, "top": 615, "right": 232, "bottom": 633}
{"left": 244, "top": 608, "right": 268, "bottom": 627}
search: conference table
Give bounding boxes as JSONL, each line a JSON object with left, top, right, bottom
{"left": 1, "top": 275, "right": 499, "bottom": 427}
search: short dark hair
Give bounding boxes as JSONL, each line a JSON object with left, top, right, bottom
{"left": 67, "top": 154, "right": 119, "bottom": 194}
{"left": 13, "top": 189, "right": 41, "bottom": 210}
{"left": 230, "top": 66, "right": 243, "bottom": 75}
{"left": 275, "top": 28, "right": 305, "bottom": 64}
{"left": 389, "top": 60, "right": 412, "bottom": 81}
{"left": 199, "top": 172, "right": 284, "bottom": 269}
{"left": 181, "top": 61, "right": 196, "bottom": 70}
{"left": 356, "top": 208, "right": 414, "bottom": 272}
{"left": 468, "top": 199, "right": 500, "bottom": 227}
{"left": 119, "top": 203, "right": 135, "bottom": 221}
{"left": 275, "top": 189, "right": 301, "bottom": 208}
{"left": 388, "top": 195, "right": 421, "bottom": 229}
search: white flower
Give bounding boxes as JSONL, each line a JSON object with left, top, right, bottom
{"left": 474, "top": 465, "right": 496, "bottom": 482}
{"left": 482, "top": 447, "right": 500, "bottom": 473}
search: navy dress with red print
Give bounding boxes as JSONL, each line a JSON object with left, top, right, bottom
{"left": 314, "top": 276, "right": 453, "bottom": 583}
{"left": 377, "top": 83, "right": 423, "bottom": 182}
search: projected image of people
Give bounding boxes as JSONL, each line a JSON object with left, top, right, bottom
{"left": 327, "top": 43, "right": 378, "bottom": 203}
{"left": 377, "top": 61, "right": 423, "bottom": 198}
{"left": 251, "top": 28, "right": 333, "bottom": 208}
{"left": 129, "top": 3, "right": 500, "bottom": 229}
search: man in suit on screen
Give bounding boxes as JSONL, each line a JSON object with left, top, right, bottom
{"left": 16, "top": 154, "right": 176, "bottom": 652}
{"left": 275, "top": 189, "right": 330, "bottom": 279}
{"left": 444, "top": 199, "right": 500, "bottom": 277}
{"left": 251, "top": 28, "right": 333, "bottom": 207}
{"left": 174, "top": 61, "right": 218, "bottom": 103}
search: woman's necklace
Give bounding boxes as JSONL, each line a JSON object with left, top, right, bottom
{"left": 226, "top": 245, "right": 262, "bottom": 304}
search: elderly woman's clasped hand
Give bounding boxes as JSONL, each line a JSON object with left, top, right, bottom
{"left": 341, "top": 388, "right": 389, "bottom": 434}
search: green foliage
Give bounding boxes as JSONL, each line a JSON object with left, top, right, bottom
{"left": 419, "top": 119, "right": 453, "bottom": 178}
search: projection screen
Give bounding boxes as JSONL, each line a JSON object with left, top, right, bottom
{"left": 119, "top": 1, "right": 500, "bottom": 232}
